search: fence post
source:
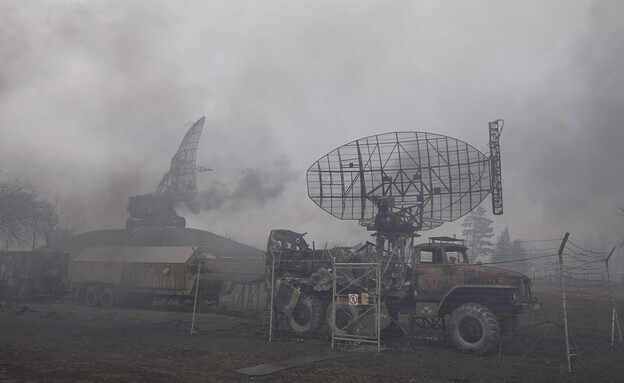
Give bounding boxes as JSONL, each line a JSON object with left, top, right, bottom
{"left": 269, "top": 251, "right": 275, "bottom": 342}
{"left": 557, "top": 232, "right": 571, "bottom": 375}
{"left": 191, "top": 251, "right": 202, "bottom": 336}
{"left": 605, "top": 246, "right": 623, "bottom": 349}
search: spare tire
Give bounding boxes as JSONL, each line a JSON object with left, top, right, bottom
{"left": 287, "top": 295, "right": 323, "bottom": 334}
{"left": 449, "top": 303, "right": 500, "bottom": 355}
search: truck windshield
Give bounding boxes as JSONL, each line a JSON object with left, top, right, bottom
{"left": 419, "top": 250, "right": 443, "bottom": 264}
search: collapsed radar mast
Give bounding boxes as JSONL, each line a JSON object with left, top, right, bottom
{"left": 126, "top": 116, "right": 211, "bottom": 230}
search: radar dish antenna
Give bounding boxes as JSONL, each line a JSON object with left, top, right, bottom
{"left": 155, "top": 116, "right": 212, "bottom": 214}
{"left": 126, "top": 116, "right": 211, "bottom": 230}
{"left": 306, "top": 120, "right": 503, "bottom": 253}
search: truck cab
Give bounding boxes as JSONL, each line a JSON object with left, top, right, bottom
{"left": 407, "top": 236, "right": 540, "bottom": 354}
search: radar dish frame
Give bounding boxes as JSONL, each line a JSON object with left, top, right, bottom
{"left": 155, "top": 116, "right": 212, "bottom": 214}
{"left": 306, "top": 121, "right": 503, "bottom": 251}
{"left": 126, "top": 116, "right": 211, "bottom": 230}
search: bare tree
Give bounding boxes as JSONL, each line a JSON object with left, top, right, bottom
{"left": 38, "top": 187, "right": 81, "bottom": 247}
{"left": 0, "top": 179, "right": 59, "bottom": 249}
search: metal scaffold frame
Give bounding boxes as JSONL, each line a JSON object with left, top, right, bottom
{"left": 331, "top": 262, "right": 382, "bottom": 352}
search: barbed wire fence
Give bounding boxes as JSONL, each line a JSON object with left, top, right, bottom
{"left": 479, "top": 233, "right": 624, "bottom": 376}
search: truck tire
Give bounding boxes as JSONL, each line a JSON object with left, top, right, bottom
{"left": 287, "top": 295, "right": 323, "bottom": 334}
{"left": 100, "top": 287, "right": 115, "bottom": 308}
{"left": 449, "top": 303, "right": 500, "bottom": 355}
{"left": 327, "top": 302, "right": 359, "bottom": 335}
{"left": 84, "top": 285, "right": 100, "bottom": 307}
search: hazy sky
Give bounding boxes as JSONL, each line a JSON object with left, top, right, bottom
{"left": 1, "top": 1, "right": 623, "bottom": 253}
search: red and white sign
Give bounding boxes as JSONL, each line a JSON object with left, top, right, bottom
{"left": 348, "top": 294, "right": 358, "bottom": 305}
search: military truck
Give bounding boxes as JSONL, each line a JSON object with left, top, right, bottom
{"left": 70, "top": 246, "right": 230, "bottom": 307}
{"left": 266, "top": 230, "right": 540, "bottom": 355}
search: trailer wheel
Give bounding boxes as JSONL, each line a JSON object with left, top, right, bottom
{"left": 449, "top": 303, "right": 500, "bottom": 355}
{"left": 84, "top": 285, "right": 100, "bottom": 307}
{"left": 100, "top": 287, "right": 115, "bottom": 308}
{"left": 287, "top": 295, "right": 322, "bottom": 334}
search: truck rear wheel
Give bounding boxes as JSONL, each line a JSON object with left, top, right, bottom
{"left": 449, "top": 303, "right": 500, "bottom": 355}
{"left": 287, "top": 295, "right": 322, "bottom": 334}
{"left": 327, "top": 302, "right": 360, "bottom": 335}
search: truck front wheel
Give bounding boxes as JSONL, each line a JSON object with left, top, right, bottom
{"left": 449, "top": 303, "right": 500, "bottom": 355}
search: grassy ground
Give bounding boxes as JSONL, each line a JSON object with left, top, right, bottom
{"left": 1, "top": 294, "right": 623, "bottom": 382}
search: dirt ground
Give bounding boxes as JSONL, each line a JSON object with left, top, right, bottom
{"left": 1, "top": 297, "right": 623, "bottom": 383}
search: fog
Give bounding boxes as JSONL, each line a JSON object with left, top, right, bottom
{"left": 1, "top": 1, "right": 623, "bottom": 253}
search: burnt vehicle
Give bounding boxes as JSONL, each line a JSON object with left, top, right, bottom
{"left": 266, "top": 230, "right": 540, "bottom": 355}
{"left": 0, "top": 251, "right": 69, "bottom": 301}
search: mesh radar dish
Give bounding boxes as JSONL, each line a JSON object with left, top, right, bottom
{"left": 155, "top": 116, "right": 211, "bottom": 214}
{"left": 126, "top": 116, "right": 212, "bottom": 230}
{"left": 307, "top": 120, "right": 503, "bottom": 251}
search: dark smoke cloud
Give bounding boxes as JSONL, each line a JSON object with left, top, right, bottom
{"left": 200, "top": 160, "right": 297, "bottom": 212}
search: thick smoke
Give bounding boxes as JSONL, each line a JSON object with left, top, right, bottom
{"left": 200, "top": 160, "right": 297, "bottom": 212}
{"left": 1, "top": 1, "right": 623, "bottom": 254}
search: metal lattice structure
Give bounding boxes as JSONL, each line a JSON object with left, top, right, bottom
{"left": 155, "top": 116, "right": 211, "bottom": 214}
{"left": 489, "top": 120, "right": 504, "bottom": 215}
{"left": 307, "top": 125, "right": 502, "bottom": 235}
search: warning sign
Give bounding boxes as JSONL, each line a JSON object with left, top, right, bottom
{"left": 348, "top": 294, "right": 358, "bottom": 305}
{"left": 361, "top": 293, "right": 369, "bottom": 305}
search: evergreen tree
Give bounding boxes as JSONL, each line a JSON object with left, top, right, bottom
{"left": 493, "top": 227, "right": 512, "bottom": 261}
{"left": 461, "top": 205, "right": 495, "bottom": 262}
{"left": 511, "top": 238, "right": 530, "bottom": 275}
{"left": 493, "top": 227, "right": 530, "bottom": 274}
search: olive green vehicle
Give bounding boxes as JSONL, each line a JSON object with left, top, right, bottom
{"left": 267, "top": 230, "right": 540, "bottom": 355}
{"left": 70, "top": 246, "right": 231, "bottom": 307}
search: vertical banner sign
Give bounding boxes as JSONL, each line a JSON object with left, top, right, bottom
{"left": 348, "top": 294, "right": 358, "bottom": 305}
